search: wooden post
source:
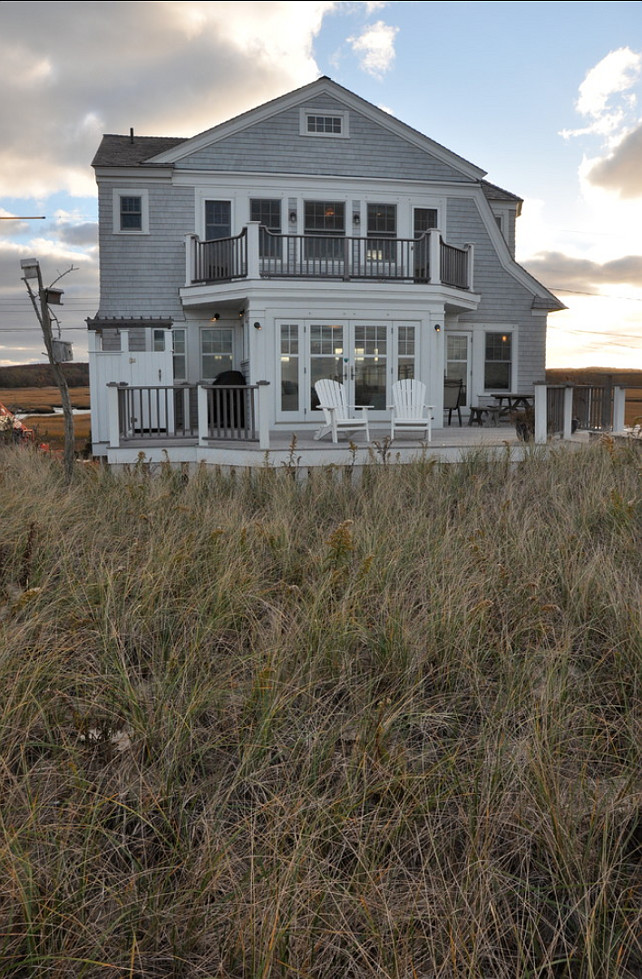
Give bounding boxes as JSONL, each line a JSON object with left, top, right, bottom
{"left": 245, "top": 222, "right": 261, "bottom": 279}
{"left": 22, "top": 263, "right": 75, "bottom": 481}
{"left": 563, "top": 386, "right": 574, "bottom": 439}
{"left": 185, "top": 234, "right": 197, "bottom": 286}
{"left": 465, "top": 243, "right": 475, "bottom": 291}
{"left": 106, "top": 383, "right": 122, "bottom": 448}
{"left": 613, "top": 386, "right": 626, "bottom": 432}
{"left": 428, "top": 229, "right": 441, "bottom": 284}
{"left": 256, "top": 380, "right": 270, "bottom": 450}
{"left": 197, "top": 385, "right": 209, "bottom": 446}
{"left": 534, "top": 383, "right": 547, "bottom": 444}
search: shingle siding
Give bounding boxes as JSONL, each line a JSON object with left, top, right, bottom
{"left": 445, "top": 196, "right": 546, "bottom": 386}
{"left": 98, "top": 181, "right": 192, "bottom": 320}
{"left": 176, "top": 97, "right": 473, "bottom": 183}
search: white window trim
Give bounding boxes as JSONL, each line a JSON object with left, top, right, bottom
{"left": 112, "top": 188, "right": 149, "bottom": 235}
{"left": 299, "top": 108, "right": 349, "bottom": 138}
{"left": 482, "top": 328, "right": 516, "bottom": 393}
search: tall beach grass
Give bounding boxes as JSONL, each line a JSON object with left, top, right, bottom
{"left": 0, "top": 443, "right": 640, "bottom": 977}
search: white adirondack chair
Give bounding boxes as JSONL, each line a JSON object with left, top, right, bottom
{"left": 313, "top": 378, "right": 371, "bottom": 442}
{"left": 388, "top": 379, "right": 433, "bottom": 441}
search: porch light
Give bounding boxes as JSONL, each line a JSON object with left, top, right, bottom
{"left": 289, "top": 211, "right": 297, "bottom": 223}
{"left": 434, "top": 324, "right": 441, "bottom": 332}
{"left": 210, "top": 312, "right": 220, "bottom": 321}
{"left": 353, "top": 213, "right": 360, "bottom": 225}
{"left": 254, "top": 321, "right": 262, "bottom": 330}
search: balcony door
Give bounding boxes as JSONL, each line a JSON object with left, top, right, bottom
{"left": 277, "top": 321, "right": 417, "bottom": 422}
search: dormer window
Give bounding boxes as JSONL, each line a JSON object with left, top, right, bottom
{"left": 300, "top": 108, "right": 349, "bottom": 138}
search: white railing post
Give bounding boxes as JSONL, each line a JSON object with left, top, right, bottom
{"left": 613, "top": 386, "right": 626, "bottom": 432}
{"left": 428, "top": 230, "right": 441, "bottom": 284}
{"left": 106, "top": 382, "right": 122, "bottom": 448}
{"left": 465, "top": 243, "right": 475, "bottom": 291}
{"left": 197, "top": 384, "right": 208, "bottom": 446}
{"left": 256, "top": 380, "right": 270, "bottom": 450}
{"left": 563, "top": 386, "right": 574, "bottom": 439}
{"left": 534, "top": 383, "right": 547, "bottom": 444}
{"left": 185, "top": 233, "right": 197, "bottom": 286}
{"left": 246, "top": 222, "right": 261, "bottom": 279}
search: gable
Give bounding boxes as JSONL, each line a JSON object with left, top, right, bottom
{"left": 172, "top": 94, "right": 472, "bottom": 182}
{"left": 149, "top": 78, "right": 485, "bottom": 184}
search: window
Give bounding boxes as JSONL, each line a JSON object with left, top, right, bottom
{"left": 152, "top": 329, "right": 166, "bottom": 352}
{"left": 304, "top": 201, "right": 345, "bottom": 259}
{"left": 397, "top": 326, "right": 415, "bottom": 381}
{"left": 113, "top": 189, "right": 149, "bottom": 234}
{"left": 121, "top": 196, "right": 142, "bottom": 231}
{"left": 201, "top": 328, "right": 234, "bottom": 380}
{"left": 205, "top": 201, "right": 231, "bottom": 241}
{"left": 172, "top": 328, "right": 186, "bottom": 381}
{"left": 367, "top": 203, "right": 396, "bottom": 261}
{"left": 250, "top": 198, "right": 281, "bottom": 257}
{"left": 280, "top": 324, "right": 299, "bottom": 412}
{"left": 300, "top": 108, "right": 348, "bottom": 137}
{"left": 414, "top": 208, "right": 438, "bottom": 236}
{"left": 484, "top": 332, "right": 512, "bottom": 390}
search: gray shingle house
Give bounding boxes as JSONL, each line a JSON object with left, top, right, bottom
{"left": 88, "top": 76, "right": 563, "bottom": 461}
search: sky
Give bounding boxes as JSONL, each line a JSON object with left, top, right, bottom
{"left": 1, "top": 0, "right": 641, "bottom": 369}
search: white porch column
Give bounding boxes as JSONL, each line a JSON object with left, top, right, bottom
{"left": 534, "top": 383, "right": 547, "bottom": 444}
{"left": 106, "top": 382, "right": 121, "bottom": 448}
{"left": 185, "top": 234, "right": 197, "bottom": 286}
{"left": 613, "top": 386, "right": 626, "bottom": 432}
{"left": 563, "top": 386, "right": 574, "bottom": 439}
{"left": 245, "top": 221, "right": 261, "bottom": 280}
{"left": 197, "top": 384, "right": 208, "bottom": 446}
{"left": 256, "top": 380, "right": 271, "bottom": 450}
{"left": 428, "top": 230, "right": 441, "bottom": 284}
{"left": 465, "top": 243, "right": 475, "bottom": 291}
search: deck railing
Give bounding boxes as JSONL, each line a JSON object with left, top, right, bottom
{"left": 440, "top": 240, "right": 468, "bottom": 289}
{"left": 114, "top": 383, "right": 259, "bottom": 443}
{"left": 193, "top": 229, "right": 248, "bottom": 282}
{"left": 190, "top": 228, "right": 470, "bottom": 289}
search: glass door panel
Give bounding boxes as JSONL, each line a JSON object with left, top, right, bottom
{"left": 446, "top": 333, "right": 470, "bottom": 404}
{"left": 310, "top": 323, "right": 344, "bottom": 410}
{"left": 279, "top": 324, "right": 300, "bottom": 413}
{"left": 353, "top": 324, "right": 387, "bottom": 409}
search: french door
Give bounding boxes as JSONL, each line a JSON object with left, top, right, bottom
{"left": 277, "top": 320, "right": 417, "bottom": 421}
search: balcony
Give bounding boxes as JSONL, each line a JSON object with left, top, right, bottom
{"left": 185, "top": 224, "right": 474, "bottom": 291}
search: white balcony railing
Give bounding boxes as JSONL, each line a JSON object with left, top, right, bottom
{"left": 186, "top": 223, "right": 474, "bottom": 291}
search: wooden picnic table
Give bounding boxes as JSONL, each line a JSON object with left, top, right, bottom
{"left": 492, "top": 393, "right": 534, "bottom": 411}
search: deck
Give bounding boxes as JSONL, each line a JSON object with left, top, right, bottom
{"left": 104, "top": 423, "right": 592, "bottom": 470}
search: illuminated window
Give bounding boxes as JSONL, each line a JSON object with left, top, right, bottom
{"left": 484, "top": 332, "right": 512, "bottom": 390}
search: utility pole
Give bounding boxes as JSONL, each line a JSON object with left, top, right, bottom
{"left": 20, "top": 259, "right": 76, "bottom": 482}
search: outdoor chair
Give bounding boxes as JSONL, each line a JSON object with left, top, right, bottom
{"left": 388, "top": 379, "right": 433, "bottom": 441}
{"left": 313, "top": 378, "right": 371, "bottom": 443}
{"left": 444, "top": 378, "right": 464, "bottom": 427}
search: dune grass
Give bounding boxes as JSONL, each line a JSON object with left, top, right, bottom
{"left": 0, "top": 443, "right": 640, "bottom": 978}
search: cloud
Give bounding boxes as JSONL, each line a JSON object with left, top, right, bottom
{"left": 348, "top": 20, "right": 398, "bottom": 77}
{"left": 586, "top": 123, "right": 642, "bottom": 198}
{"left": 560, "top": 47, "right": 641, "bottom": 142}
{"left": 523, "top": 251, "right": 642, "bottom": 290}
{"left": 0, "top": 1, "right": 337, "bottom": 198}
{"left": 576, "top": 47, "right": 640, "bottom": 118}
{"left": 57, "top": 223, "right": 99, "bottom": 247}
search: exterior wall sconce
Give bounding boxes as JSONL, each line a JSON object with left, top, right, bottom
{"left": 289, "top": 211, "right": 297, "bottom": 224}
{"left": 353, "top": 213, "right": 360, "bottom": 225}
{"left": 434, "top": 324, "right": 441, "bottom": 332}
{"left": 239, "top": 308, "right": 245, "bottom": 317}
{"left": 210, "top": 312, "right": 220, "bottom": 321}
{"left": 253, "top": 321, "right": 262, "bottom": 330}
